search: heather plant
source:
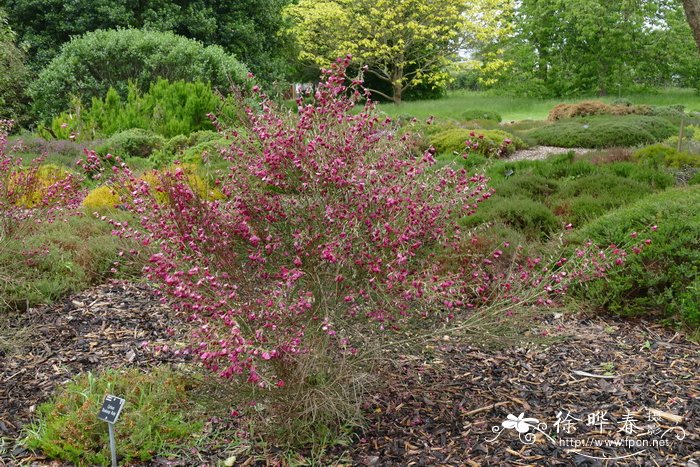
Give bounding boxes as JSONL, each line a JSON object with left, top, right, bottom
{"left": 92, "top": 59, "right": 651, "bottom": 447}
{"left": 0, "top": 120, "right": 85, "bottom": 308}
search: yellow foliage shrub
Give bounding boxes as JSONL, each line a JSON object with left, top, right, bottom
{"left": 10, "top": 164, "right": 72, "bottom": 208}
{"left": 140, "top": 164, "right": 224, "bottom": 204}
{"left": 81, "top": 185, "right": 122, "bottom": 209}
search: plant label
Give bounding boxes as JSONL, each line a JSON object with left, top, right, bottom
{"left": 97, "top": 395, "right": 125, "bottom": 424}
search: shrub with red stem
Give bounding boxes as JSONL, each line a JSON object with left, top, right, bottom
{"left": 99, "top": 58, "right": 656, "bottom": 394}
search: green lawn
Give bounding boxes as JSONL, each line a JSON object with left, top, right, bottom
{"left": 378, "top": 88, "right": 700, "bottom": 122}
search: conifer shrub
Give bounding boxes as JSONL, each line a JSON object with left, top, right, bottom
{"left": 98, "top": 129, "right": 165, "bottom": 159}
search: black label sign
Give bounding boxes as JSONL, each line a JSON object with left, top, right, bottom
{"left": 97, "top": 395, "right": 125, "bottom": 424}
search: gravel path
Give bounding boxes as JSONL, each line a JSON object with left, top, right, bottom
{"left": 508, "top": 146, "right": 591, "bottom": 161}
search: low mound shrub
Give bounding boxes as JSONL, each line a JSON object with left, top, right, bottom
{"left": 569, "top": 186, "right": 700, "bottom": 327}
{"left": 98, "top": 129, "right": 165, "bottom": 159}
{"left": 492, "top": 173, "right": 559, "bottom": 202}
{"left": 461, "top": 109, "right": 502, "bottom": 122}
{"left": 530, "top": 116, "right": 677, "bottom": 148}
{"left": 430, "top": 128, "right": 525, "bottom": 157}
{"left": 634, "top": 144, "right": 700, "bottom": 168}
{"left": 82, "top": 185, "right": 121, "bottom": 209}
{"left": 25, "top": 367, "right": 203, "bottom": 465}
{"left": 460, "top": 196, "right": 561, "bottom": 240}
{"left": 552, "top": 174, "right": 653, "bottom": 225}
{"left": 548, "top": 100, "right": 651, "bottom": 121}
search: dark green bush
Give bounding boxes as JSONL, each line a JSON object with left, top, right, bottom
{"left": 430, "top": 128, "right": 526, "bottom": 157}
{"left": 569, "top": 186, "right": 700, "bottom": 328}
{"left": 30, "top": 28, "right": 249, "bottom": 121}
{"left": 461, "top": 196, "right": 561, "bottom": 240}
{"left": 0, "top": 10, "right": 30, "bottom": 124}
{"left": 530, "top": 116, "right": 677, "bottom": 148}
{"left": 98, "top": 129, "right": 165, "bottom": 158}
{"left": 461, "top": 109, "right": 502, "bottom": 122}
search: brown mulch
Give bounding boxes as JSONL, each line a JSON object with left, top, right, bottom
{"left": 347, "top": 318, "right": 700, "bottom": 466}
{"left": 1, "top": 283, "right": 699, "bottom": 466}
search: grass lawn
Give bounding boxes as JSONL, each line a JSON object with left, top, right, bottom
{"left": 378, "top": 88, "right": 700, "bottom": 122}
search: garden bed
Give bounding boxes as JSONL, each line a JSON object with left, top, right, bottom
{"left": 2, "top": 283, "right": 697, "bottom": 465}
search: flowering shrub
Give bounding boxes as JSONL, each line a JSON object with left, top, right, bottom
{"left": 93, "top": 60, "right": 654, "bottom": 444}
{"left": 0, "top": 120, "right": 84, "bottom": 237}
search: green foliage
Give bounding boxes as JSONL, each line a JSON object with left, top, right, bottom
{"left": 283, "top": 0, "right": 466, "bottom": 103}
{"left": 570, "top": 186, "right": 700, "bottom": 328}
{"left": 483, "top": 0, "right": 700, "bottom": 96}
{"left": 0, "top": 8, "right": 31, "bottom": 124}
{"left": 98, "top": 129, "right": 165, "bottom": 158}
{"left": 461, "top": 109, "right": 502, "bottom": 122}
{"left": 49, "top": 80, "right": 230, "bottom": 139}
{"left": 551, "top": 174, "right": 654, "bottom": 225}
{"left": 461, "top": 196, "right": 561, "bottom": 240}
{"left": 4, "top": 0, "right": 290, "bottom": 81}
{"left": 0, "top": 212, "right": 142, "bottom": 310}
{"left": 429, "top": 128, "right": 525, "bottom": 156}
{"left": 529, "top": 116, "right": 677, "bottom": 148}
{"left": 25, "top": 367, "right": 204, "bottom": 466}
{"left": 29, "top": 28, "right": 249, "bottom": 121}
{"left": 634, "top": 144, "right": 700, "bottom": 168}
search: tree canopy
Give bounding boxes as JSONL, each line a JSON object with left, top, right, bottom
{"left": 283, "top": 0, "right": 469, "bottom": 103}
{"left": 3, "top": 0, "right": 290, "bottom": 80}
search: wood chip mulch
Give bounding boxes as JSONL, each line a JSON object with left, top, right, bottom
{"left": 1, "top": 283, "right": 699, "bottom": 466}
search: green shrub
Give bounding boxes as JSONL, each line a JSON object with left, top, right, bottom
{"left": 0, "top": 11, "right": 30, "bottom": 124}
{"left": 492, "top": 173, "right": 559, "bottom": 202}
{"left": 48, "top": 80, "right": 235, "bottom": 140}
{"left": 461, "top": 196, "right": 561, "bottom": 240}
{"left": 569, "top": 186, "right": 700, "bottom": 328}
{"left": 552, "top": 174, "right": 653, "bottom": 225}
{"left": 25, "top": 367, "right": 203, "bottom": 465}
{"left": 530, "top": 116, "right": 677, "bottom": 148}
{"left": 461, "top": 109, "right": 502, "bottom": 122}
{"left": 689, "top": 171, "right": 700, "bottom": 185}
{"left": 30, "top": 28, "right": 250, "bottom": 121}
{"left": 0, "top": 212, "right": 143, "bottom": 310}
{"left": 634, "top": 144, "right": 700, "bottom": 169}
{"left": 429, "top": 128, "right": 526, "bottom": 157}
{"left": 602, "top": 162, "right": 675, "bottom": 189}
{"left": 98, "top": 129, "right": 165, "bottom": 158}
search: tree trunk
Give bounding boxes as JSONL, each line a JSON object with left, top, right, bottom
{"left": 683, "top": 0, "right": 700, "bottom": 53}
{"left": 391, "top": 63, "right": 404, "bottom": 105}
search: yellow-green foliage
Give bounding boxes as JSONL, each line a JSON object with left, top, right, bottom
{"left": 81, "top": 185, "right": 121, "bottom": 209}
{"left": 634, "top": 144, "right": 700, "bottom": 168}
{"left": 140, "top": 164, "right": 224, "bottom": 203}
{"left": 10, "top": 164, "right": 71, "bottom": 208}
{"left": 429, "top": 128, "right": 526, "bottom": 157}
{"left": 25, "top": 367, "right": 203, "bottom": 465}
